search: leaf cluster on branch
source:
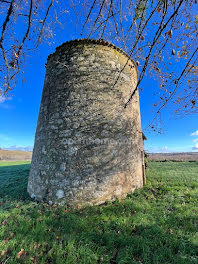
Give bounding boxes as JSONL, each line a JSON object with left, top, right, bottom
{"left": 0, "top": 0, "right": 197, "bottom": 130}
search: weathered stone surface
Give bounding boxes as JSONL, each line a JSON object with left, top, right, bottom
{"left": 28, "top": 39, "right": 145, "bottom": 207}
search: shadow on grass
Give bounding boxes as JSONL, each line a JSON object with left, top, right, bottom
{"left": 0, "top": 164, "right": 31, "bottom": 201}
{"left": 1, "top": 199, "right": 198, "bottom": 264}
{"left": 0, "top": 162, "right": 198, "bottom": 263}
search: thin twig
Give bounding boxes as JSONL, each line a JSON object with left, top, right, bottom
{"left": 80, "top": 0, "right": 97, "bottom": 36}
{"left": 88, "top": 0, "right": 106, "bottom": 38}
{"left": 124, "top": 0, "right": 184, "bottom": 108}
{"left": 35, "top": 0, "right": 54, "bottom": 49}
{"left": 146, "top": 46, "right": 198, "bottom": 129}
{"left": 100, "top": 0, "right": 113, "bottom": 39}
{"left": 16, "top": 0, "right": 33, "bottom": 56}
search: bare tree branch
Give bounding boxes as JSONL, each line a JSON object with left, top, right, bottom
{"left": 146, "top": 46, "right": 198, "bottom": 129}
{"left": 35, "top": 0, "right": 54, "bottom": 49}
{"left": 124, "top": 0, "right": 184, "bottom": 108}
{"left": 87, "top": 0, "right": 106, "bottom": 38}
{"left": 100, "top": 0, "right": 113, "bottom": 39}
{"left": 0, "top": 0, "right": 197, "bottom": 124}
{"left": 0, "top": 0, "right": 14, "bottom": 92}
{"left": 80, "top": 0, "right": 97, "bottom": 36}
{"left": 16, "top": 0, "right": 33, "bottom": 57}
{"left": 110, "top": 2, "right": 160, "bottom": 93}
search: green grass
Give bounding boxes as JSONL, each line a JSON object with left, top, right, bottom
{"left": 0, "top": 161, "right": 31, "bottom": 167}
{"left": 0, "top": 161, "right": 198, "bottom": 264}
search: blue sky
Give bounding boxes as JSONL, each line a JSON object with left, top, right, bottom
{"left": 0, "top": 45, "right": 197, "bottom": 153}
{"left": 0, "top": 2, "right": 197, "bottom": 153}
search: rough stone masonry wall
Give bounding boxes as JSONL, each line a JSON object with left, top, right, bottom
{"left": 28, "top": 39, "right": 145, "bottom": 207}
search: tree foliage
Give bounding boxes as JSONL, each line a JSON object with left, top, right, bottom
{"left": 0, "top": 0, "right": 197, "bottom": 129}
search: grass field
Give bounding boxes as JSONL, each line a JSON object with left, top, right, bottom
{"left": 0, "top": 161, "right": 198, "bottom": 264}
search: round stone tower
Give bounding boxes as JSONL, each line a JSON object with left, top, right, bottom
{"left": 28, "top": 39, "right": 145, "bottom": 206}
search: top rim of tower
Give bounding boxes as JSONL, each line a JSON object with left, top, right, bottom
{"left": 47, "top": 38, "right": 138, "bottom": 77}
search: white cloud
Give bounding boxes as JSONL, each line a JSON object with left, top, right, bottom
{"left": 0, "top": 95, "right": 12, "bottom": 103}
{"left": 147, "top": 146, "right": 170, "bottom": 153}
{"left": 191, "top": 132, "right": 198, "bottom": 151}
{"left": 192, "top": 143, "right": 198, "bottom": 150}
{"left": 4, "top": 145, "right": 33, "bottom": 152}
{"left": 0, "top": 96, "right": 6, "bottom": 103}
{"left": 0, "top": 96, "right": 13, "bottom": 109}
{"left": 191, "top": 130, "right": 198, "bottom": 136}
{"left": 158, "top": 146, "right": 169, "bottom": 153}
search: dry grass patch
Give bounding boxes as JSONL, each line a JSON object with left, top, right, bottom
{"left": 0, "top": 150, "right": 32, "bottom": 161}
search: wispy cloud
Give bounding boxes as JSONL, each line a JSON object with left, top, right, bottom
{"left": 147, "top": 146, "right": 170, "bottom": 153}
{"left": 190, "top": 131, "right": 198, "bottom": 151}
{"left": 192, "top": 143, "right": 198, "bottom": 150}
{"left": 4, "top": 145, "right": 33, "bottom": 152}
{"left": 191, "top": 130, "right": 198, "bottom": 136}
{"left": 159, "top": 146, "right": 169, "bottom": 152}
{"left": 0, "top": 96, "right": 13, "bottom": 109}
{"left": 0, "top": 95, "right": 12, "bottom": 103}
{"left": 0, "top": 96, "right": 6, "bottom": 103}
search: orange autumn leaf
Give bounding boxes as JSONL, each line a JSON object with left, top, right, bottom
{"left": 154, "top": 66, "right": 161, "bottom": 73}
{"left": 1, "top": 247, "right": 12, "bottom": 256}
{"left": 165, "top": 29, "right": 173, "bottom": 38}
{"left": 17, "top": 248, "right": 24, "bottom": 259}
{"left": 1, "top": 250, "right": 6, "bottom": 256}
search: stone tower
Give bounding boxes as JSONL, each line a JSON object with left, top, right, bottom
{"left": 28, "top": 39, "right": 145, "bottom": 207}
